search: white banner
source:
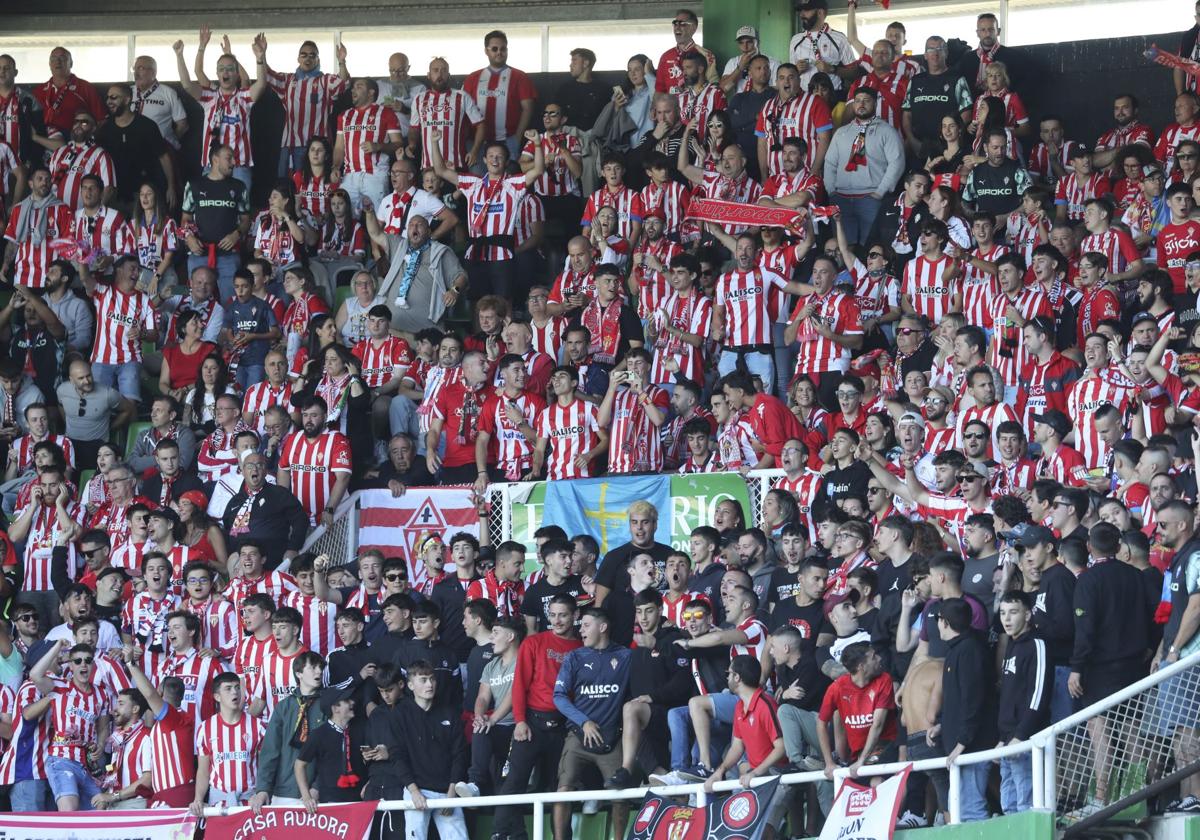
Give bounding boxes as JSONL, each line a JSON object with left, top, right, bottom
{"left": 0, "top": 809, "right": 198, "bottom": 840}
{"left": 355, "top": 488, "right": 482, "bottom": 587}
{"left": 818, "top": 765, "right": 912, "bottom": 840}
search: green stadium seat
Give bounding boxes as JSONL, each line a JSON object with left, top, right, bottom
{"left": 334, "top": 286, "right": 355, "bottom": 313}
{"left": 124, "top": 420, "right": 152, "bottom": 458}
{"left": 76, "top": 470, "right": 94, "bottom": 500}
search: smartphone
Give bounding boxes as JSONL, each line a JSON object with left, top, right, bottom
{"left": 612, "top": 85, "right": 624, "bottom": 97}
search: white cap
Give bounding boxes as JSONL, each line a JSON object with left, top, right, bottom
{"left": 736, "top": 25, "right": 759, "bottom": 40}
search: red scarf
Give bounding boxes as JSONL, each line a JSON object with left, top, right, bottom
{"left": 457, "top": 383, "right": 484, "bottom": 445}
{"left": 581, "top": 298, "right": 623, "bottom": 365}
{"left": 845, "top": 121, "right": 870, "bottom": 172}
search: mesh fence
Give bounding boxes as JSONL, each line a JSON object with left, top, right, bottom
{"left": 1054, "top": 660, "right": 1200, "bottom": 826}
{"left": 301, "top": 510, "right": 353, "bottom": 567}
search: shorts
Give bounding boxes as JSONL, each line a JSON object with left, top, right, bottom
{"left": 45, "top": 755, "right": 101, "bottom": 808}
{"left": 1152, "top": 672, "right": 1200, "bottom": 736}
{"left": 1082, "top": 659, "right": 1145, "bottom": 707}
{"left": 558, "top": 731, "right": 624, "bottom": 790}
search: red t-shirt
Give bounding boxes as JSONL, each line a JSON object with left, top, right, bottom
{"left": 1158, "top": 219, "right": 1200, "bottom": 294}
{"left": 431, "top": 380, "right": 494, "bottom": 468}
{"left": 818, "top": 672, "right": 897, "bottom": 759}
{"left": 733, "top": 688, "right": 786, "bottom": 769}
{"left": 746, "top": 393, "right": 804, "bottom": 459}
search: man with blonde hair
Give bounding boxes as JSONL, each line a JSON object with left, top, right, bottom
{"left": 593, "top": 501, "right": 672, "bottom": 608}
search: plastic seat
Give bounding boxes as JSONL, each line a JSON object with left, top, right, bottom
{"left": 123, "top": 420, "right": 152, "bottom": 458}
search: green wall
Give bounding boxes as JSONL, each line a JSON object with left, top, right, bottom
{"left": 702, "top": 0, "right": 795, "bottom": 71}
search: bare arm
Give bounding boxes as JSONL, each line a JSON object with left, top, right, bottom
{"left": 428, "top": 129, "right": 459, "bottom": 186}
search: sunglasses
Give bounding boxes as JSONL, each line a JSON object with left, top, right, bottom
{"left": 543, "top": 110, "right": 561, "bottom": 117}
{"left": 81, "top": 547, "right": 105, "bottom": 558}
{"left": 867, "top": 487, "right": 884, "bottom": 494}
{"left": 385, "top": 573, "right": 406, "bottom": 582}
{"left": 962, "top": 432, "right": 986, "bottom": 441}
{"left": 681, "top": 609, "right": 707, "bottom": 621}
{"left": 836, "top": 390, "right": 861, "bottom": 398}
{"left": 77, "top": 397, "right": 88, "bottom": 417}
{"left": 672, "top": 18, "right": 694, "bottom": 25}
{"left": 1180, "top": 154, "right": 1199, "bottom": 160}
{"left": 72, "top": 657, "right": 94, "bottom": 666}
{"left": 896, "top": 327, "right": 924, "bottom": 336}
{"left": 14, "top": 615, "right": 37, "bottom": 622}
{"left": 868, "top": 251, "right": 886, "bottom": 259}
{"left": 957, "top": 474, "right": 983, "bottom": 482}
{"left": 1053, "top": 500, "right": 1073, "bottom": 508}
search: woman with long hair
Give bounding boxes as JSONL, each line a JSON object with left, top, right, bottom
{"left": 927, "top": 185, "right": 972, "bottom": 251}
{"left": 923, "top": 115, "right": 969, "bottom": 177}
{"left": 789, "top": 376, "right": 830, "bottom": 442}
{"left": 292, "top": 136, "right": 335, "bottom": 226}
{"left": 184, "top": 353, "right": 235, "bottom": 433}
{"left": 281, "top": 266, "right": 332, "bottom": 364}
{"left": 159, "top": 309, "right": 217, "bottom": 400}
{"left": 80, "top": 443, "right": 120, "bottom": 516}
{"left": 966, "top": 95, "right": 1020, "bottom": 160}
{"left": 291, "top": 312, "right": 341, "bottom": 385}
{"left": 619, "top": 54, "right": 656, "bottom": 145}
{"left": 970, "top": 62, "right": 1030, "bottom": 139}
{"left": 689, "top": 109, "right": 734, "bottom": 173}
{"left": 588, "top": 205, "right": 631, "bottom": 271}
{"left": 311, "top": 187, "right": 367, "bottom": 295}
{"left": 131, "top": 181, "right": 178, "bottom": 293}
{"left": 253, "top": 179, "right": 304, "bottom": 274}
{"left": 177, "top": 491, "right": 228, "bottom": 572}
{"left": 295, "top": 343, "right": 372, "bottom": 471}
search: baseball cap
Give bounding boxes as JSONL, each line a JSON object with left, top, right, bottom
{"left": 1069, "top": 144, "right": 1092, "bottom": 159}
{"left": 179, "top": 490, "right": 209, "bottom": 510}
{"left": 113, "top": 253, "right": 138, "bottom": 271}
{"left": 849, "top": 349, "right": 885, "bottom": 380}
{"left": 897, "top": 410, "right": 925, "bottom": 428}
{"left": 1032, "top": 409, "right": 1071, "bottom": 439}
{"left": 642, "top": 206, "right": 667, "bottom": 222}
{"left": 964, "top": 461, "right": 991, "bottom": 479}
{"left": 1130, "top": 311, "right": 1159, "bottom": 327}
{"left": 148, "top": 506, "right": 181, "bottom": 527}
{"left": 24, "top": 639, "right": 56, "bottom": 671}
{"left": 1000, "top": 522, "right": 1056, "bottom": 549}
{"left": 736, "top": 26, "right": 759, "bottom": 40}
{"left": 796, "top": 0, "right": 829, "bottom": 9}
{"left": 1143, "top": 164, "right": 1166, "bottom": 179}
{"left": 823, "top": 588, "right": 860, "bottom": 617}
{"left": 320, "top": 677, "right": 358, "bottom": 716}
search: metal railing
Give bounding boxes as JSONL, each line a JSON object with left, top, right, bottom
{"left": 203, "top": 650, "right": 1200, "bottom": 833}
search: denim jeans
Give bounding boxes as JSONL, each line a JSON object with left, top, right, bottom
{"left": 10, "top": 778, "right": 49, "bottom": 812}
{"left": 957, "top": 762, "right": 991, "bottom": 822}
{"left": 772, "top": 321, "right": 798, "bottom": 397}
{"left": 667, "top": 705, "right": 696, "bottom": 770}
{"left": 1052, "top": 666, "right": 1076, "bottom": 724}
{"left": 466, "top": 257, "right": 516, "bottom": 303}
{"left": 718, "top": 348, "right": 775, "bottom": 396}
{"left": 46, "top": 754, "right": 101, "bottom": 808}
{"left": 187, "top": 252, "right": 241, "bottom": 304}
{"left": 278, "top": 146, "right": 305, "bottom": 177}
{"left": 236, "top": 364, "right": 265, "bottom": 391}
{"left": 1000, "top": 754, "right": 1033, "bottom": 813}
{"left": 404, "top": 788, "right": 468, "bottom": 840}
{"left": 832, "top": 194, "right": 883, "bottom": 245}
{"left": 93, "top": 361, "right": 142, "bottom": 401}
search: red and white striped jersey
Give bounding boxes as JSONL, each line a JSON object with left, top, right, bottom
{"left": 701, "top": 172, "right": 763, "bottom": 234}
{"left": 971, "top": 89, "right": 1028, "bottom": 129}
{"left": 19, "top": 500, "right": 84, "bottom": 592}
{"left": 660, "top": 591, "right": 704, "bottom": 627}
{"left": 962, "top": 243, "right": 1007, "bottom": 328}
{"left": 252, "top": 210, "right": 299, "bottom": 268}
{"left": 343, "top": 585, "right": 382, "bottom": 624}
{"left": 515, "top": 191, "right": 544, "bottom": 248}
{"left": 661, "top": 407, "right": 716, "bottom": 470}
{"left": 233, "top": 634, "right": 277, "bottom": 698}
{"left": 197, "top": 712, "right": 265, "bottom": 794}
{"left": 536, "top": 398, "right": 602, "bottom": 481}
{"left": 479, "top": 391, "right": 547, "bottom": 480}
{"left": 1155, "top": 122, "right": 1200, "bottom": 173}
{"left": 677, "top": 84, "right": 727, "bottom": 140}
{"left": 185, "top": 598, "right": 239, "bottom": 662}
{"left": 955, "top": 401, "right": 1019, "bottom": 456}
{"left": 463, "top": 65, "right": 537, "bottom": 141}
{"left": 0, "top": 142, "right": 18, "bottom": 208}
{"left": 109, "top": 539, "right": 146, "bottom": 574}
{"left": 122, "top": 590, "right": 180, "bottom": 649}
{"left": 376, "top": 187, "right": 446, "bottom": 235}
{"left": 1096, "top": 121, "right": 1154, "bottom": 151}
{"left": 732, "top": 616, "right": 768, "bottom": 660}
{"left": 846, "top": 260, "right": 896, "bottom": 325}
{"left": 318, "top": 220, "right": 366, "bottom": 258}
{"left": 986, "top": 287, "right": 1052, "bottom": 387}
{"left": 353, "top": 336, "right": 414, "bottom": 389}
{"left": 148, "top": 704, "right": 195, "bottom": 792}
{"left": 226, "top": 571, "right": 299, "bottom": 617}
{"left": 608, "top": 385, "right": 670, "bottom": 475}
{"left": 925, "top": 425, "right": 957, "bottom": 455}
{"left": 411, "top": 88, "right": 484, "bottom": 170}
{"left": 633, "top": 238, "right": 683, "bottom": 319}
{"left": 195, "top": 430, "right": 241, "bottom": 484}
{"left": 241, "top": 381, "right": 292, "bottom": 435}
{"left": 1078, "top": 228, "right": 1140, "bottom": 275}
{"left": 337, "top": 104, "right": 401, "bottom": 175}
{"left": 717, "top": 414, "right": 759, "bottom": 471}
{"left": 466, "top": 573, "right": 525, "bottom": 618}
{"left": 650, "top": 289, "right": 712, "bottom": 384}
{"left": 1037, "top": 443, "right": 1089, "bottom": 488}
{"left": 755, "top": 93, "right": 834, "bottom": 174}
{"left": 548, "top": 267, "right": 597, "bottom": 306}
{"left": 460, "top": 173, "right": 527, "bottom": 261}
{"left": 1017, "top": 350, "right": 1080, "bottom": 434}
{"left": 0, "top": 93, "right": 19, "bottom": 152}
{"left": 759, "top": 243, "right": 805, "bottom": 323}
{"left": 634, "top": 181, "right": 691, "bottom": 236}
{"left": 412, "top": 364, "right": 460, "bottom": 435}
{"left": 91, "top": 282, "right": 155, "bottom": 365}
{"left": 990, "top": 458, "right": 1038, "bottom": 497}
{"left": 73, "top": 206, "right": 134, "bottom": 259}
{"left": 282, "top": 591, "right": 339, "bottom": 658}
{"left": 777, "top": 471, "right": 825, "bottom": 543}
{"left": 521, "top": 131, "right": 582, "bottom": 197}
{"left": 1004, "top": 211, "right": 1047, "bottom": 264}
{"left": 848, "top": 70, "right": 908, "bottom": 130}
{"left": 292, "top": 171, "right": 332, "bottom": 221}
{"left": 901, "top": 255, "right": 958, "bottom": 323}
{"left": 278, "top": 430, "right": 353, "bottom": 524}
{"left": 253, "top": 646, "right": 308, "bottom": 719}
{"left": 157, "top": 648, "right": 221, "bottom": 731}
{"left": 791, "top": 290, "right": 863, "bottom": 376}
{"left": 3, "top": 201, "right": 75, "bottom": 289}
{"left": 1055, "top": 171, "right": 1111, "bottom": 222}
{"left": 1067, "top": 374, "right": 1133, "bottom": 470}
{"left": 136, "top": 218, "right": 178, "bottom": 269}
{"left": 717, "top": 267, "right": 790, "bottom": 348}
{"left": 1027, "top": 141, "right": 1078, "bottom": 184}
{"left": 267, "top": 70, "right": 348, "bottom": 149}
{"left": 531, "top": 316, "right": 566, "bottom": 360}
{"left": 94, "top": 652, "right": 134, "bottom": 697}
{"left": 48, "top": 680, "right": 113, "bottom": 765}
{"left": 48, "top": 142, "right": 115, "bottom": 209}
{"left": 0, "top": 681, "right": 49, "bottom": 784}
{"left": 198, "top": 88, "right": 255, "bottom": 167}
{"left": 582, "top": 185, "right": 641, "bottom": 240}
{"left": 761, "top": 168, "right": 824, "bottom": 204}
{"left": 10, "top": 434, "right": 75, "bottom": 474}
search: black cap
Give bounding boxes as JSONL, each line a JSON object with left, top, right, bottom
{"left": 1069, "top": 144, "right": 1092, "bottom": 159}
{"left": 320, "top": 677, "right": 357, "bottom": 716}
{"left": 24, "top": 639, "right": 56, "bottom": 671}
{"left": 1000, "top": 522, "right": 1057, "bottom": 549}
{"left": 113, "top": 253, "right": 139, "bottom": 271}
{"left": 148, "top": 506, "right": 181, "bottom": 528}
{"left": 796, "top": 0, "right": 828, "bottom": 10}
{"left": 1130, "top": 311, "right": 1159, "bottom": 327}
{"left": 1032, "top": 409, "right": 1071, "bottom": 439}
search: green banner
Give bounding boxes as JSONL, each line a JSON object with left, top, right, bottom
{"left": 509, "top": 474, "right": 753, "bottom": 566}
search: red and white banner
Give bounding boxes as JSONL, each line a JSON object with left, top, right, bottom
{"left": 818, "top": 766, "right": 911, "bottom": 840}
{"left": 0, "top": 809, "right": 198, "bottom": 840}
{"left": 205, "top": 801, "right": 376, "bottom": 840}
{"left": 356, "top": 488, "right": 482, "bottom": 587}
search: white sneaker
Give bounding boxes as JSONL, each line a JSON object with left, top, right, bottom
{"left": 648, "top": 771, "right": 689, "bottom": 787}
{"left": 895, "top": 810, "right": 924, "bottom": 829}
{"left": 395, "top": 295, "right": 410, "bottom": 310}
{"left": 582, "top": 799, "right": 600, "bottom": 815}
{"left": 454, "top": 782, "right": 480, "bottom": 798}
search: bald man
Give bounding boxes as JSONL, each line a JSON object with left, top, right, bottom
{"left": 378, "top": 52, "right": 427, "bottom": 137}
{"left": 35, "top": 46, "right": 104, "bottom": 135}
{"left": 131, "top": 54, "right": 189, "bottom": 148}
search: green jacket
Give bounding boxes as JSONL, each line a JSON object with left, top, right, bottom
{"left": 254, "top": 692, "right": 326, "bottom": 799}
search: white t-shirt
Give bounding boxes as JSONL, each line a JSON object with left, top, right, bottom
{"left": 132, "top": 82, "right": 188, "bottom": 149}
{"left": 377, "top": 78, "right": 429, "bottom": 137}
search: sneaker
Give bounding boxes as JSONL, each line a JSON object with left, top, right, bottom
{"left": 895, "top": 811, "right": 925, "bottom": 829}
{"left": 649, "top": 770, "right": 690, "bottom": 787}
{"left": 677, "top": 764, "right": 714, "bottom": 783}
{"left": 582, "top": 799, "right": 600, "bottom": 815}
{"left": 1169, "top": 796, "right": 1200, "bottom": 813}
{"left": 800, "top": 755, "right": 826, "bottom": 772}
{"left": 454, "top": 782, "right": 480, "bottom": 798}
{"left": 605, "top": 767, "right": 635, "bottom": 790}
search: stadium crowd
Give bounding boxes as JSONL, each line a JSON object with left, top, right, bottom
{"left": 0, "top": 1, "right": 1199, "bottom": 836}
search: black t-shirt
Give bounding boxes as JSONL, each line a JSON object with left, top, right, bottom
{"left": 183, "top": 175, "right": 247, "bottom": 243}
{"left": 961, "top": 554, "right": 999, "bottom": 617}
{"left": 822, "top": 461, "right": 872, "bottom": 504}
{"left": 768, "top": 597, "right": 829, "bottom": 654}
{"left": 464, "top": 641, "right": 495, "bottom": 711}
{"left": 767, "top": 566, "right": 802, "bottom": 609}
{"left": 96, "top": 113, "right": 166, "bottom": 200}
{"left": 776, "top": 656, "right": 826, "bottom": 712}
{"left": 554, "top": 79, "right": 613, "bottom": 132}
{"left": 596, "top": 541, "right": 674, "bottom": 594}
{"left": 966, "top": 159, "right": 1025, "bottom": 216}
{"left": 601, "top": 587, "right": 638, "bottom": 647}
{"left": 298, "top": 719, "right": 368, "bottom": 802}
{"left": 875, "top": 555, "right": 914, "bottom": 603}
{"left": 521, "top": 574, "right": 585, "bottom": 631}
{"left": 905, "top": 71, "right": 971, "bottom": 146}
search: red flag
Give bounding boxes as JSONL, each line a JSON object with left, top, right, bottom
{"left": 205, "top": 801, "right": 376, "bottom": 840}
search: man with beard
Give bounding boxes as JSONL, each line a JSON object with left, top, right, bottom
{"left": 1094, "top": 94, "right": 1155, "bottom": 170}
{"left": 96, "top": 83, "right": 172, "bottom": 214}
{"left": 476, "top": 354, "right": 546, "bottom": 488}
{"left": 677, "top": 51, "right": 726, "bottom": 143}
{"left": 648, "top": 254, "right": 710, "bottom": 388}
{"left": 426, "top": 349, "right": 494, "bottom": 486}
{"left": 823, "top": 89, "right": 905, "bottom": 243}
{"left": 789, "top": 0, "right": 858, "bottom": 93}
{"left": 1016, "top": 316, "right": 1080, "bottom": 432}
{"left": 956, "top": 13, "right": 1026, "bottom": 95}
{"left": 756, "top": 63, "right": 832, "bottom": 180}
{"left": 729, "top": 57, "right": 776, "bottom": 177}
{"left": 1131, "top": 275, "right": 1176, "bottom": 337}
{"left": 1, "top": 167, "right": 73, "bottom": 287}
{"left": 964, "top": 131, "right": 1032, "bottom": 227}
{"left": 960, "top": 514, "right": 1001, "bottom": 616}
{"left": 408, "top": 57, "right": 484, "bottom": 171}
{"left": 35, "top": 259, "right": 92, "bottom": 352}
{"left": 222, "top": 452, "right": 307, "bottom": 567}
{"left": 955, "top": 366, "right": 1019, "bottom": 457}
{"left": 869, "top": 170, "right": 931, "bottom": 259}
{"left": 49, "top": 111, "right": 118, "bottom": 215}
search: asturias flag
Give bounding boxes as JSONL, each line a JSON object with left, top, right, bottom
{"left": 542, "top": 475, "right": 672, "bottom": 554}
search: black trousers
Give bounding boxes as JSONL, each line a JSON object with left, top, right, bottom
{"left": 493, "top": 718, "right": 567, "bottom": 840}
